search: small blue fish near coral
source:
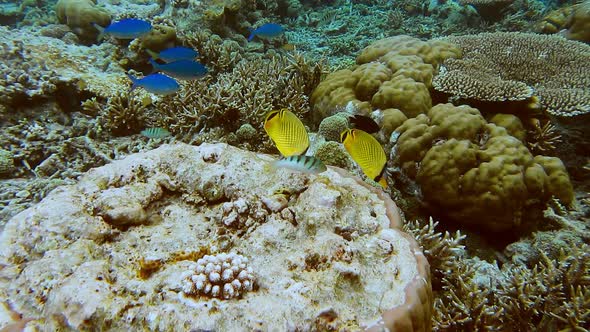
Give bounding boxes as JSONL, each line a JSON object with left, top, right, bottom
{"left": 248, "top": 23, "right": 284, "bottom": 42}
{"left": 127, "top": 73, "right": 179, "bottom": 95}
{"left": 146, "top": 47, "right": 199, "bottom": 63}
{"left": 93, "top": 18, "right": 152, "bottom": 40}
{"left": 149, "top": 59, "right": 208, "bottom": 80}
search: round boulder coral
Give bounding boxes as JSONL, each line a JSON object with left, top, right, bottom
{"left": 393, "top": 103, "right": 574, "bottom": 231}
{"left": 318, "top": 112, "right": 349, "bottom": 142}
{"left": 55, "top": 0, "right": 111, "bottom": 40}
{"left": 311, "top": 35, "right": 460, "bottom": 126}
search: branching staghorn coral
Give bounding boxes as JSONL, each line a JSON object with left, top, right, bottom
{"left": 83, "top": 93, "right": 147, "bottom": 137}
{"left": 526, "top": 118, "right": 562, "bottom": 155}
{"left": 402, "top": 217, "right": 466, "bottom": 283}
{"left": 183, "top": 30, "right": 244, "bottom": 74}
{"left": 434, "top": 263, "right": 504, "bottom": 331}
{"left": 405, "top": 217, "right": 590, "bottom": 331}
{"left": 499, "top": 247, "right": 590, "bottom": 330}
{"left": 153, "top": 54, "right": 324, "bottom": 149}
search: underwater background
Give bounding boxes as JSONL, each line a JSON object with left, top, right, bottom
{"left": 0, "top": 0, "right": 589, "bottom": 330}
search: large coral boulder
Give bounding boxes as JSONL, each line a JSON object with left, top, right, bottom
{"left": 393, "top": 104, "right": 574, "bottom": 231}
{"left": 56, "top": 0, "right": 111, "bottom": 40}
{"left": 311, "top": 35, "right": 459, "bottom": 129}
{"left": 0, "top": 143, "right": 431, "bottom": 331}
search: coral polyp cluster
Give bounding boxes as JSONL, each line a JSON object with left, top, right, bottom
{"left": 181, "top": 252, "right": 255, "bottom": 299}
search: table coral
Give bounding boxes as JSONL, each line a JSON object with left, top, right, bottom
{"left": 433, "top": 32, "right": 590, "bottom": 116}
{"left": 311, "top": 35, "right": 460, "bottom": 129}
{"left": 0, "top": 143, "right": 432, "bottom": 331}
{"left": 393, "top": 103, "right": 574, "bottom": 231}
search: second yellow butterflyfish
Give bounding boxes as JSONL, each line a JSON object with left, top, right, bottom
{"left": 264, "top": 109, "right": 309, "bottom": 157}
{"left": 341, "top": 128, "right": 388, "bottom": 188}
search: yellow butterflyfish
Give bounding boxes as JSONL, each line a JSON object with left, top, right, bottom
{"left": 264, "top": 109, "right": 309, "bottom": 157}
{"left": 341, "top": 128, "right": 388, "bottom": 188}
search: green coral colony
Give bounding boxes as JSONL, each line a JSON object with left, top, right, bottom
{"left": 0, "top": 0, "right": 589, "bottom": 330}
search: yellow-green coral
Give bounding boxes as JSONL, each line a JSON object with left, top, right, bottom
{"left": 311, "top": 35, "right": 460, "bottom": 128}
{"left": 318, "top": 113, "right": 349, "bottom": 142}
{"left": 394, "top": 103, "right": 574, "bottom": 231}
{"left": 55, "top": 0, "right": 110, "bottom": 39}
{"left": 314, "top": 141, "right": 352, "bottom": 169}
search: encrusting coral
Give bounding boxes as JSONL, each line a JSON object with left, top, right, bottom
{"left": 311, "top": 35, "right": 460, "bottom": 129}
{"left": 433, "top": 32, "right": 590, "bottom": 116}
{"left": 392, "top": 103, "right": 574, "bottom": 231}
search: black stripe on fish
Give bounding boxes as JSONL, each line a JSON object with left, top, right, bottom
{"left": 373, "top": 164, "right": 387, "bottom": 183}
{"left": 266, "top": 110, "right": 280, "bottom": 122}
{"left": 350, "top": 114, "right": 380, "bottom": 133}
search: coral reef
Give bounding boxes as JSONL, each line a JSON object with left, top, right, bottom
{"left": 392, "top": 103, "right": 574, "bottom": 231}
{"left": 153, "top": 53, "right": 323, "bottom": 149}
{"left": 536, "top": 1, "right": 590, "bottom": 43}
{"left": 0, "top": 26, "right": 128, "bottom": 110}
{"left": 458, "top": 0, "right": 514, "bottom": 20}
{"left": 433, "top": 32, "right": 590, "bottom": 116}
{"left": 0, "top": 143, "right": 432, "bottom": 331}
{"left": 181, "top": 252, "right": 255, "bottom": 299}
{"left": 310, "top": 35, "right": 460, "bottom": 127}
{"left": 0, "top": 148, "right": 15, "bottom": 178}
{"left": 55, "top": 0, "right": 111, "bottom": 41}
{"left": 318, "top": 112, "right": 349, "bottom": 142}
{"left": 404, "top": 217, "right": 590, "bottom": 332}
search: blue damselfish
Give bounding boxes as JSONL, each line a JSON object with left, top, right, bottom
{"left": 147, "top": 47, "right": 200, "bottom": 63}
{"left": 94, "top": 18, "right": 152, "bottom": 40}
{"left": 127, "top": 73, "right": 180, "bottom": 95}
{"left": 248, "top": 23, "right": 284, "bottom": 42}
{"left": 149, "top": 59, "right": 208, "bottom": 80}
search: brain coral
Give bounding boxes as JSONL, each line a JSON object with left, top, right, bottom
{"left": 432, "top": 32, "right": 590, "bottom": 116}
{"left": 311, "top": 35, "right": 460, "bottom": 125}
{"left": 0, "top": 143, "right": 432, "bottom": 331}
{"left": 393, "top": 103, "right": 574, "bottom": 231}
